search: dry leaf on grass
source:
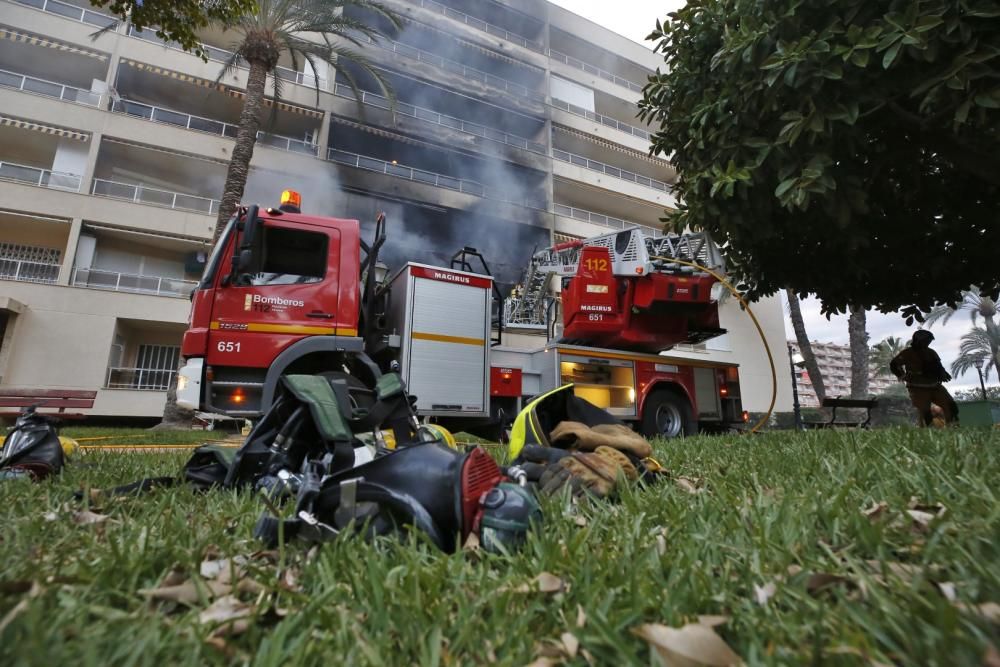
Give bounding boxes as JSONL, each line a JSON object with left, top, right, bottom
{"left": 936, "top": 582, "right": 957, "bottom": 602}
{"left": 560, "top": 632, "right": 579, "bottom": 659}
{"left": 573, "top": 514, "right": 588, "bottom": 527}
{"left": 503, "top": 572, "right": 567, "bottom": 594}
{"left": 675, "top": 478, "right": 702, "bottom": 495}
{"left": 42, "top": 511, "right": 58, "bottom": 522}
{"left": 634, "top": 623, "right": 741, "bottom": 667}
{"left": 72, "top": 510, "right": 116, "bottom": 526}
{"left": 955, "top": 601, "right": 1000, "bottom": 624}
{"left": 139, "top": 579, "right": 231, "bottom": 605}
{"left": 753, "top": 582, "right": 776, "bottom": 606}
{"left": 463, "top": 532, "right": 480, "bottom": 553}
{"left": 697, "top": 616, "right": 729, "bottom": 628}
{"left": 862, "top": 501, "right": 889, "bottom": 522}
{"left": 199, "top": 595, "right": 253, "bottom": 628}
{"left": 576, "top": 605, "right": 587, "bottom": 629}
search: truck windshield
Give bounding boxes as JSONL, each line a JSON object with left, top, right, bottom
{"left": 198, "top": 218, "right": 235, "bottom": 289}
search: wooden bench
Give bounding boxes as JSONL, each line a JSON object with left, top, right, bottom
{"left": 0, "top": 388, "right": 97, "bottom": 421}
{"left": 804, "top": 397, "right": 878, "bottom": 429}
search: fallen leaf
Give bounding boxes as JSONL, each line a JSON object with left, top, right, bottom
{"left": 862, "top": 501, "right": 889, "bottom": 522}
{"left": 576, "top": 604, "right": 587, "bottom": 629}
{"left": 159, "top": 569, "right": 188, "bottom": 588}
{"left": 504, "top": 572, "right": 567, "bottom": 594}
{"left": 463, "top": 532, "right": 480, "bottom": 553}
{"left": 955, "top": 601, "right": 1000, "bottom": 624}
{"left": 936, "top": 582, "right": 957, "bottom": 602}
{"left": 574, "top": 514, "right": 588, "bottom": 527}
{"left": 560, "top": 632, "right": 579, "bottom": 658}
{"left": 43, "top": 511, "right": 58, "bottom": 522}
{"left": 697, "top": 616, "right": 729, "bottom": 628}
{"left": 675, "top": 477, "right": 701, "bottom": 494}
{"left": 634, "top": 623, "right": 741, "bottom": 667}
{"left": 753, "top": 582, "right": 776, "bottom": 606}
{"left": 72, "top": 510, "right": 115, "bottom": 525}
{"left": 199, "top": 595, "right": 253, "bottom": 626}
{"left": 656, "top": 534, "right": 668, "bottom": 556}
{"left": 280, "top": 568, "right": 300, "bottom": 592}
{"left": 139, "top": 578, "right": 230, "bottom": 605}
{"left": 907, "top": 509, "right": 937, "bottom": 530}
{"left": 200, "top": 558, "right": 232, "bottom": 580}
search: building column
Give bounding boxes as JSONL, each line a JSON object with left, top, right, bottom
{"left": 316, "top": 111, "right": 332, "bottom": 155}
{"left": 57, "top": 218, "right": 84, "bottom": 286}
{"left": 78, "top": 131, "right": 103, "bottom": 196}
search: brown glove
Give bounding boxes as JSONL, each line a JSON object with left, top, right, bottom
{"left": 539, "top": 446, "right": 638, "bottom": 499}
{"left": 549, "top": 421, "right": 653, "bottom": 459}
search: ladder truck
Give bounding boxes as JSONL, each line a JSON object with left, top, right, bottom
{"left": 176, "top": 190, "right": 746, "bottom": 439}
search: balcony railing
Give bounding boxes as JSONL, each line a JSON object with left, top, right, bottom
{"left": 11, "top": 0, "right": 118, "bottom": 28}
{"left": 72, "top": 267, "right": 197, "bottom": 298}
{"left": 551, "top": 98, "right": 650, "bottom": 142}
{"left": 351, "top": 31, "right": 545, "bottom": 102}
{"left": 0, "top": 160, "right": 81, "bottom": 191}
{"left": 408, "top": 0, "right": 544, "bottom": 52}
{"left": 124, "top": 25, "right": 323, "bottom": 89}
{"left": 548, "top": 49, "right": 646, "bottom": 93}
{"left": 91, "top": 179, "right": 220, "bottom": 215}
{"left": 110, "top": 99, "right": 318, "bottom": 155}
{"left": 326, "top": 148, "right": 547, "bottom": 210}
{"left": 332, "top": 83, "right": 546, "bottom": 154}
{"left": 0, "top": 258, "right": 60, "bottom": 284}
{"left": 0, "top": 67, "right": 102, "bottom": 107}
{"left": 553, "top": 203, "right": 662, "bottom": 238}
{"left": 552, "top": 149, "right": 670, "bottom": 193}
{"left": 105, "top": 366, "right": 175, "bottom": 391}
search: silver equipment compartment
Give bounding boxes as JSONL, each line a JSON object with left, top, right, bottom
{"left": 385, "top": 263, "right": 492, "bottom": 417}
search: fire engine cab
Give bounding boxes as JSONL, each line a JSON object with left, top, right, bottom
{"left": 177, "top": 191, "right": 746, "bottom": 439}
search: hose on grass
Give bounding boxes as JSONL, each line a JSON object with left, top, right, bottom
{"left": 649, "top": 255, "right": 777, "bottom": 433}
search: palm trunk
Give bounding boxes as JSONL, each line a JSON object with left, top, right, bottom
{"left": 786, "top": 288, "right": 826, "bottom": 404}
{"left": 848, "top": 306, "right": 869, "bottom": 398}
{"left": 213, "top": 59, "right": 269, "bottom": 241}
{"left": 155, "top": 370, "right": 192, "bottom": 429}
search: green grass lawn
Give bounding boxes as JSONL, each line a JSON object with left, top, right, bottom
{"left": 2, "top": 428, "right": 999, "bottom": 665}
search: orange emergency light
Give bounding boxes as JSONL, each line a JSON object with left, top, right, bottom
{"left": 279, "top": 189, "right": 302, "bottom": 212}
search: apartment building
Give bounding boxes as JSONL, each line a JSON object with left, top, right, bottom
{"left": 0, "top": 0, "right": 792, "bottom": 417}
{"left": 788, "top": 341, "right": 896, "bottom": 408}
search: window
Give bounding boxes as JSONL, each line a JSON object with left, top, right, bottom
{"left": 249, "top": 227, "right": 328, "bottom": 286}
{"left": 134, "top": 344, "right": 179, "bottom": 390}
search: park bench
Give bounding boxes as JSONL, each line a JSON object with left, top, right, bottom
{"left": 0, "top": 388, "right": 97, "bottom": 422}
{"left": 804, "top": 397, "right": 878, "bottom": 429}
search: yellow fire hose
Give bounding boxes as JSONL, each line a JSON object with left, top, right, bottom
{"left": 650, "top": 254, "right": 777, "bottom": 433}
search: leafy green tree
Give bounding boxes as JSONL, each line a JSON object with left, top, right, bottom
{"left": 870, "top": 335, "right": 906, "bottom": 377}
{"left": 89, "top": 1, "right": 257, "bottom": 59}
{"left": 211, "top": 0, "right": 401, "bottom": 239}
{"left": 639, "top": 0, "right": 1000, "bottom": 320}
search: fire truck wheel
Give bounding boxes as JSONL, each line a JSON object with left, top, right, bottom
{"left": 641, "top": 391, "right": 697, "bottom": 439}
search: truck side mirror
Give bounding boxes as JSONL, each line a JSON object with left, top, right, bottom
{"left": 237, "top": 248, "right": 254, "bottom": 273}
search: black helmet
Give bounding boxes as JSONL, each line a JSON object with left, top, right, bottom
{"left": 478, "top": 482, "right": 542, "bottom": 554}
{"left": 912, "top": 330, "right": 934, "bottom": 346}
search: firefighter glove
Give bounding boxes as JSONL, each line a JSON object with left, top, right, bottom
{"left": 538, "top": 446, "right": 638, "bottom": 499}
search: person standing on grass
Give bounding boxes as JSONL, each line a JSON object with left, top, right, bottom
{"left": 890, "top": 330, "right": 959, "bottom": 427}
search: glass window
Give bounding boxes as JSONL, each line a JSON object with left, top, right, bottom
{"left": 249, "top": 227, "right": 327, "bottom": 286}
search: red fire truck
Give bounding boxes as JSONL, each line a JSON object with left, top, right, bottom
{"left": 177, "top": 191, "right": 746, "bottom": 438}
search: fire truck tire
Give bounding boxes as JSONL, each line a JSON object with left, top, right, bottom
{"left": 641, "top": 391, "right": 698, "bottom": 439}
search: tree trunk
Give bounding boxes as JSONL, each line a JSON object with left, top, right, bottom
{"left": 786, "top": 288, "right": 826, "bottom": 404}
{"left": 848, "top": 306, "right": 869, "bottom": 399}
{"left": 159, "top": 60, "right": 270, "bottom": 427}
{"left": 213, "top": 59, "right": 270, "bottom": 241}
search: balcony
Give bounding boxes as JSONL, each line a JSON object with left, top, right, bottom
{"left": 548, "top": 49, "right": 645, "bottom": 93}
{"left": 406, "top": 0, "right": 543, "bottom": 52}
{"left": 10, "top": 0, "right": 118, "bottom": 29}
{"left": 105, "top": 366, "right": 176, "bottom": 391}
{"left": 0, "top": 159, "right": 81, "bottom": 192}
{"left": 553, "top": 203, "right": 663, "bottom": 239}
{"left": 332, "top": 83, "right": 546, "bottom": 154}
{"left": 0, "top": 68, "right": 102, "bottom": 107}
{"left": 0, "top": 258, "right": 60, "bottom": 284}
{"left": 551, "top": 98, "right": 650, "bottom": 142}
{"left": 327, "top": 148, "right": 547, "bottom": 210}
{"left": 72, "top": 267, "right": 197, "bottom": 298}
{"left": 91, "top": 179, "right": 220, "bottom": 216}
{"left": 552, "top": 148, "right": 671, "bottom": 193}
{"left": 110, "top": 99, "right": 318, "bottom": 155}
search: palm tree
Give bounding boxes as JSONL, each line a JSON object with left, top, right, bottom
{"left": 848, "top": 306, "right": 869, "bottom": 398}
{"left": 924, "top": 286, "right": 999, "bottom": 377}
{"left": 785, "top": 288, "right": 826, "bottom": 404}
{"left": 870, "top": 335, "right": 905, "bottom": 377}
{"left": 212, "top": 0, "right": 402, "bottom": 240}
{"left": 951, "top": 326, "right": 999, "bottom": 383}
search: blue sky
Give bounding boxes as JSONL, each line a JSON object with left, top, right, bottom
{"left": 548, "top": 0, "right": 989, "bottom": 392}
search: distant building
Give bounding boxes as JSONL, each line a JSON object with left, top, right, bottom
{"left": 789, "top": 341, "right": 896, "bottom": 407}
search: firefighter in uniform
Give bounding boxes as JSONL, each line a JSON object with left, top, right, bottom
{"left": 890, "top": 330, "right": 959, "bottom": 427}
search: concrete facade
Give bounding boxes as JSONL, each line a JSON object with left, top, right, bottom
{"left": 788, "top": 341, "right": 896, "bottom": 407}
{"left": 0, "top": 0, "right": 792, "bottom": 416}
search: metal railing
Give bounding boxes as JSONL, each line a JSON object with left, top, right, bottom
{"left": 332, "top": 83, "right": 546, "bottom": 154}
{"left": 0, "top": 258, "right": 60, "bottom": 284}
{"left": 105, "top": 366, "right": 176, "bottom": 391}
{"left": 551, "top": 98, "right": 650, "bottom": 142}
{"left": 0, "top": 67, "right": 102, "bottom": 107}
{"left": 110, "top": 98, "right": 318, "bottom": 155}
{"left": 408, "top": 0, "right": 544, "bottom": 52}
{"left": 72, "top": 267, "right": 197, "bottom": 298}
{"left": 351, "top": 31, "right": 545, "bottom": 102}
{"left": 0, "top": 160, "right": 82, "bottom": 191}
{"left": 124, "top": 24, "right": 323, "bottom": 89}
{"left": 552, "top": 148, "right": 670, "bottom": 193}
{"left": 552, "top": 203, "right": 663, "bottom": 238}
{"left": 11, "top": 0, "right": 118, "bottom": 28}
{"left": 91, "top": 179, "right": 220, "bottom": 215}
{"left": 548, "top": 49, "right": 646, "bottom": 93}
{"left": 326, "top": 148, "right": 547, "bottom": 210}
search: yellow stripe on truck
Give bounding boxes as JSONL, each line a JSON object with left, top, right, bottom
{"left": 411, "top": 332, "right": 485, "bottom": 346}
{"left": 211, "top": 322, "right": 358, "bottom": 336}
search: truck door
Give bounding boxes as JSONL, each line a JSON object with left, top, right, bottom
{"left": 208, "top": 219, "right": 342, "bottom": 369}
